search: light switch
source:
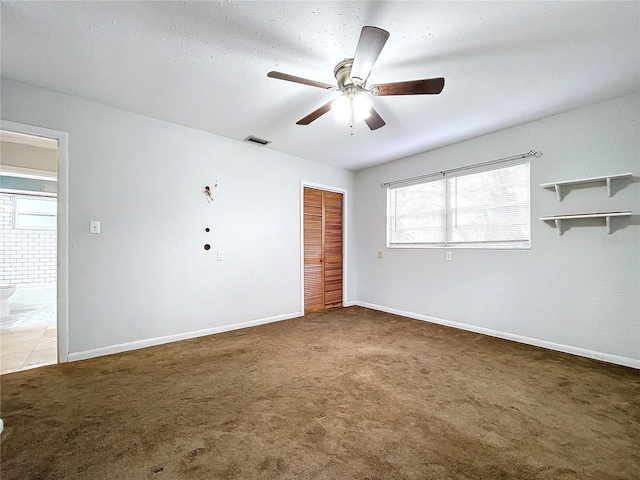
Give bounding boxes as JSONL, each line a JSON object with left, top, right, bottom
{"left": 90, "top": 221, "right": 101, "bottom": 234}
{"left": 217, "top": 250, "right": 224, "bottom": 261}
{"left": 377, "top": 251, "right": 383, "bottom": 259}
{"left": 446, "top": 251, "right": 452, "bottom": 261}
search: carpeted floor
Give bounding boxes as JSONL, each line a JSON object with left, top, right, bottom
{"left": 1, "top": 306, "right": 638, "bottom": 479}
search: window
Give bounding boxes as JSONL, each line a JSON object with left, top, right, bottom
{"left": 13, "top": 196, "right": 57, "bottom": 229}
{"left": 387, "top": 159, "right": 530, "bottom": 249}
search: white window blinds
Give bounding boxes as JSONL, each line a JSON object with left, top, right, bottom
{"left": 387, "top": 159, "right": 530, "bottom": 248}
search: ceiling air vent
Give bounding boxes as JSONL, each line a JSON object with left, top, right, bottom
{"left": 244, "top": 135, "right": 271, "bottom": 146}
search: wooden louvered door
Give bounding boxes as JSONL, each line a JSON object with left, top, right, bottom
{"left": 303, "top": 187, "right": 343, "bottom": 313}
{"left": 322, "top": 191, "right": 343, "bottom": 308}
{"left": 304, "top": 188, "right": 324, "bottom": 312}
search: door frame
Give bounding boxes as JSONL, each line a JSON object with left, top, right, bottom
{"left": 300, "top": 181, "right": 349, "bottom": 314}
{"left": 1, "top": 120, "right": 69, "bottom": 363}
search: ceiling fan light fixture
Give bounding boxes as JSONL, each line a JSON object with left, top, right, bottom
{"left": 331, "top": 95, "right": 351, "bottom": 123}
{"left": 332, "top": 94, "right": 371, "bottom": 125}
{"left": 353, "top": 94, "right": 372, "bottom": 122}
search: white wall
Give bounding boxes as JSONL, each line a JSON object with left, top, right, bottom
{"left": 355, "top": 93, "right": 640, "bottom": 367}
{"left": 1, "top": 79, "right": 355, "bottom": 358}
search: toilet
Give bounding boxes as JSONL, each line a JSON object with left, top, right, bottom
{"left": 0, "top": 285, "right": 17, "bottom": 316}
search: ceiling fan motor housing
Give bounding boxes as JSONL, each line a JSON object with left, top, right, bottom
{"left": 334, "top": 58, "right": 370, "bottom": 100}
{"left": 334, "top": 58, "right": 356, "bottom": 89}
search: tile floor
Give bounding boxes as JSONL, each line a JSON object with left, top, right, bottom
{"left": 0, "top": 304, "right": 57, "bottom": 375}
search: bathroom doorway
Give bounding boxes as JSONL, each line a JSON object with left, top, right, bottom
{"left": 0, "top": 129, "right": 59, "bottom": 374}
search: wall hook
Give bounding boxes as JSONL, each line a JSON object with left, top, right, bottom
{"left": 204, "top": 180, "right": 218, "bottom": 203}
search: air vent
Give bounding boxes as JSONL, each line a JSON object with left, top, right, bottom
{"left": 244, "top": 135, "right": 271, "bottom": 146}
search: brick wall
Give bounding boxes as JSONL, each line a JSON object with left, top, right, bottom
{"left": 0, "top": 192, "right": 57, "bottom": 286}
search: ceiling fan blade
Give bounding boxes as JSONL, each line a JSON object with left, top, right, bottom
{"left": 364, "top": 107, "right": 386, "bottom": 131}
{"left": 371, "top": 77, "right": 445, "bottom": 96}
{"left": 350, "top": 26, "right": 390, "bottom": 85}
{"left": 267, "top": 71, "right": 335, "bottom": 90}
{"left": 296, "top": 100, "right": 336, "bottom": 125}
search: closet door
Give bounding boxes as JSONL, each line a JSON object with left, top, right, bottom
{"left": 322, "top": 191, "right": 343, "bottom": 308}
{"left": 304, "top": 188, "right": 324, "bottom": 312}
{"left": 303, "top": 188, "right": 343, "bottom": 313}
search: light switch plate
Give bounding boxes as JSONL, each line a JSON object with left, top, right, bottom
{"left": 377, "top": 251, "right": 383, "bottom": 259}
{"left": 446, "top": 251, "right": 452, "bottom": 261}
{"left": 217, "top": 250, "right": 224, "bottom": 261}
{"left": 90, "top": 221, "right": 100, "bottom": 234}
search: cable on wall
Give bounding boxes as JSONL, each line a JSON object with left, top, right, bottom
{"left": 380, "top": 150, "right": 542, "bottom": 188}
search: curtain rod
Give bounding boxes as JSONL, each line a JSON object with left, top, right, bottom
{"left": 380, "top": 150, "right": 542, "bottom": 188}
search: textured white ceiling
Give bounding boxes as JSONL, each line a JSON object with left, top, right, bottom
{"left": 1, "top": 1, "right": 638, "bottom": 170}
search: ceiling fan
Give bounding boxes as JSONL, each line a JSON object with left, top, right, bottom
{"left": 267, "top": 26, "right": 445, "bottom": 132}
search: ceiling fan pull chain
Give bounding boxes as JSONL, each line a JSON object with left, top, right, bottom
{"left": 349, "top": 101, "right": 355, "bottom": 136}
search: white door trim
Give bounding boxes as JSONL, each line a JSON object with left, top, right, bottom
{"left": 1, "top": 120, "right": 69, "bottom": 363}
{"left": 300, "top": 181, "right": 349, "bottom": 314}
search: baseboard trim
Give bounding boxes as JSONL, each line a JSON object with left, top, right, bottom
{"left": 68, "top": 311, "right": 303, "bottom": 362}
{"left": 343, "top": 301, "right": 356, "bottom": 307}
{"left": 355, "top": 302, "right": 640, "bottom": 369}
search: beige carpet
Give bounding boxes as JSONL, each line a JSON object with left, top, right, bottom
{"left": 1, "top": 306, "right": 638, "bottom": 479}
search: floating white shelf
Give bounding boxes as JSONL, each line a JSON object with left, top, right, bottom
{"left": 540, "top": 173, "right": 632, "bottom": 201}
{"left": 539, "top": 211, "right": 632, "bottom": 235}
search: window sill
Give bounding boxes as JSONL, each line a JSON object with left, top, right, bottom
{"left": 386, "top": 243, "right": 531, "bottom": 250}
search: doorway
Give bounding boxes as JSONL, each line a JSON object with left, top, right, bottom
{"left": 303, "top": 186, "right": 344, "bottom": 313}
{"left": 0, "top": 124, "right": 68, "bottom": 373}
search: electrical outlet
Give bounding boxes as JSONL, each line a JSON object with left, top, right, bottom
{"left": 90, "top": 221, "right": 100, "bottom": 234}
{"left": 446, "top": 251, "right": 452, "bottom": 261}
{"left": 217, "top": 250, "right": 224, "bottom": 261}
